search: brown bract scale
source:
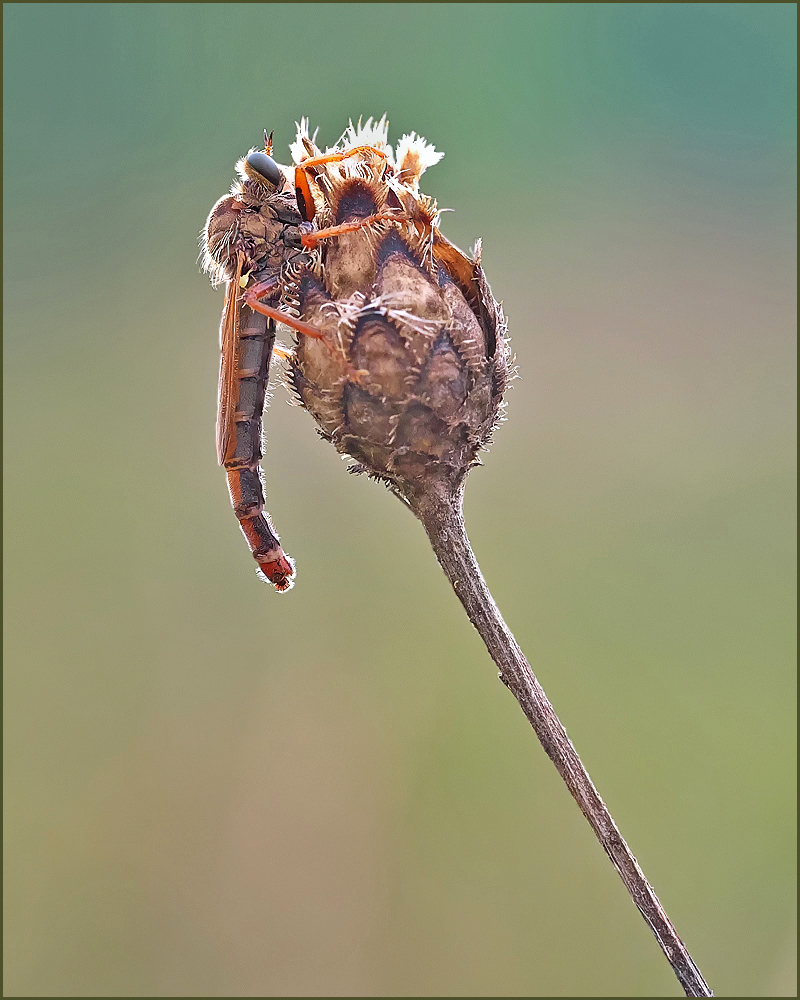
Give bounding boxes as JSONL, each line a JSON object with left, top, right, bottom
{"left": 285, "top": 118, "right": 510, "bottom": 505}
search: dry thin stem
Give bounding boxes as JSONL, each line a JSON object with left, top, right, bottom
{"left": 409, "top": 484, "right": 713, "bottom": 998}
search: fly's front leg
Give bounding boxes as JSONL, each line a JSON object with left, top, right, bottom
{"left": 225, "top": 290, "right": 295, "bottom": 592}
{"left": 294, "top": 145, "right": 388, "bottom": 222}
{"left": 299, "top": 212, "right": 410, "bottom": 250}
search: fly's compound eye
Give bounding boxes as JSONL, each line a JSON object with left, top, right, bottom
{"left": 294, "top": 167, "right": 316, "bottom": 222}
{"left": 245, "top": 150, "right": 282, "bottom": 188}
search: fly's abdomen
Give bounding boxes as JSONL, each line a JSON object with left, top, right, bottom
{"left": 225, "top": 306, "right": 295, "bottom": 591}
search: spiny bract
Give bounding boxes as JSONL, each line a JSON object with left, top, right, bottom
{"left": 285, "top": 116, "right": 511, "bottom": 504}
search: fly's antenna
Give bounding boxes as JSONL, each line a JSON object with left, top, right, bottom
{"left": 264, "top": 129, "right": 274, "bottom": 156}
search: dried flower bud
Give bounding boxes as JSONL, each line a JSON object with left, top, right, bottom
{"left": 285, "top": 117, "right": 510, "bottom": 505}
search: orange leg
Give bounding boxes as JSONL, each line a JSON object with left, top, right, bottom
{"left": 301, "top": 211, "right": 410, "bottom": 249}
{"left": 243, "top": 273, "right": 280, "bottom": 298}
{"left": 243, "top": 283, "right": 366, "bottom": 380}
{"left": 245, "top": 296, "right": 332, "bottom": 344}
{"left": 299, "top": 145, "right": 387, "bottom": 172}
{"left": 295, "top": 145, "right": 389, "bottom": 223}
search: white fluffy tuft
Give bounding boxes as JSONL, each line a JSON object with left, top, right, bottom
{"left": 288, "top": 116, "right": 443, "bottom": 190}
{"left": 340, "top": 115, "right": 390, "bottom": 153}
{"left": 394, "top": 132, "right": 444, "bottom": 186}
{"left": 290, "top": 117, "right": 319, "bottom": 164}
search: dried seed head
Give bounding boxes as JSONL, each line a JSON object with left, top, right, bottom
{"left": 286, "top": 118, "right": 510, "bottom": 506}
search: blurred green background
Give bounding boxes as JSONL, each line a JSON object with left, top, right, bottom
{"left": 3, "top": 4, "right": 796, "bottom": 997}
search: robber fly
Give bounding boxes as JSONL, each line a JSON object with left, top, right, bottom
{"left": 202, "top": 128, "right": 423, "bottom": 591}
{"left": 200, "top": 132, "right": 305, "bottom": 590}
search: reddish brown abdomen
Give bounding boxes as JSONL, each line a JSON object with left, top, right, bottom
{"left": 225, "top": 305, "right": 295, "bottom": 591}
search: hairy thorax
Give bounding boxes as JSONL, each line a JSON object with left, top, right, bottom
{"left": 204, "top": 185, "right": 304, "bottom": 285}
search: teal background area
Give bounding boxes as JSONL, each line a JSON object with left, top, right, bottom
{"left": 4, "top": 4, "right": 796, "bottom": 996}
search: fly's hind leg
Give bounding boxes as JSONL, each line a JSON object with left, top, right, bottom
{"left": 243, "top": 281, "right": 332, "bottom": 346}
{"left": 243, "top": 281, "right": 368, "bottom": 383}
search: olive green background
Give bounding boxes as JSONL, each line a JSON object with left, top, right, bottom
{"left": 4, "top": 4, "right": 796, "bottom": 997}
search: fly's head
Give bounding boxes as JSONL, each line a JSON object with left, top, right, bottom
{"left": 201, "top": 142, "right": 305, "bottom": 288}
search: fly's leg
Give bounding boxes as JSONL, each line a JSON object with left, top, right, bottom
{"left": 294, "top": 145, "right": 388, "bottom": 222}
{"left": 244, "top": 273, "right": 281, "bottom": 300}
{"left": 296, "top": 144, "right": 388, "bottom": 176}
{"left": 300, "top": 212, "right": 410, "bottom": 250}
{"left": 225, "top": 292, "right": 295, "bottom": 592}
{"left": 243, "top": 282, "right": 368, "bottom": 383}
{"left": 244, "top": 283, "right": 332, "bottom": 344}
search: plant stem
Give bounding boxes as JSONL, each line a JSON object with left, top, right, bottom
{"left": 409, "top": 484, "right": 713, "bottom": 998}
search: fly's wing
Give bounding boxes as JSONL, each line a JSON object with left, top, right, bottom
{"left": 215, "top": 251, "right": 245, "bottom": 465}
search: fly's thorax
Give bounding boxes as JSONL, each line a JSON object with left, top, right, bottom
{"left": 202, "top": 183, "right": 303, "bottom": 284}
{"left": 202, "top": 194, "right": 243, "bottom": 284}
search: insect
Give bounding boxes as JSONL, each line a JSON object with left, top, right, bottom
{"left": 200, "top": 132, "right": 300, "bottom": 590}
{"left": 202, "top": 119, "right": 502, "bottom": 591}
{"left": 201, "top": 130, "right": 395, "bottom": 590}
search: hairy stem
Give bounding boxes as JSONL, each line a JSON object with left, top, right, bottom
{"left": 409, "top": 485, "right": 712, "bottom": 998}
